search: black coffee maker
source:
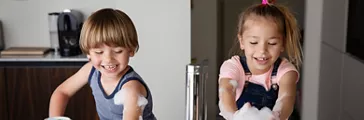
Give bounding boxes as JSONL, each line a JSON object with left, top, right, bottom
{"left": 57, "top": 9, "right": 83, "bottom": 56}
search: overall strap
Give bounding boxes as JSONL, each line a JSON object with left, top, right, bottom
{"left": 271, "top": 58, "right": 282, "bottom": 77}
{"left": 239, "top": 56, "right": 251, "bottom": 75}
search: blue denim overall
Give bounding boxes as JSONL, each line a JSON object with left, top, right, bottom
{"left": 236, "top": 56, "right": 282, "bottom": 110}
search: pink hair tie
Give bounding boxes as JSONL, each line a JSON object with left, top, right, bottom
{"left": 262, "top": 0, "right": 269, "bottom": 5}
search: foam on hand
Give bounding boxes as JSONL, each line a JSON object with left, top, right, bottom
{"left": 218, "top": 79, "right": 238, "bottom": 93}
{"left": 229, "top": 80, "right": 238, "bottom": 92}
{"left": 231, "top": 93, "right": 288, "bottom": 120}
{"left": 44, "top": 116, "right": 71, "bottom": 120}
{"left": 272, "top": 92, "right": 288, "bottom": 115}
{"left": 114, "top": 88, "right": 148, "bottom": 120}
{"left": 114, "top": 88, "right": 148, "bottom": 106}
{"left": 232, "top": 103, "right": 279, "bottom": 120}
{"left": 218, "top": 100, "right": 235, "bottom": 120}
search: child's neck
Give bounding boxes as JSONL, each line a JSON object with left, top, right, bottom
{"left": 100, "top": 67, "right": 130, "bottom": 96}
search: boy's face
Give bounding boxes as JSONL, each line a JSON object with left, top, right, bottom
{"left": 238, "top": 17, "right": 284, "bottom": 74}
{"left": 87, "top": 44, "right": 134, "bottom": 79}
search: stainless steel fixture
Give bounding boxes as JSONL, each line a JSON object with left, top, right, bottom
{"left": 186, "top": 59, "right": 208, "bottom": 120}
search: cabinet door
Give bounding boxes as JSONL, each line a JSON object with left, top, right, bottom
{"left": 0, "top": 67, "right": 8, "bottom": 120}
{"left": 6, "top": 67, "right": 97, "bottom": 120}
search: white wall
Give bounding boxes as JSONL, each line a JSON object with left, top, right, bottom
{"left": 342, "top": 54, "right": 364, "bottom": 120}
{"left": 0, "top": 0, "right": 191, "bottom": 120}
{"left": 318, "top": 0, "right": 348, "bottom": 120}
{"left": 0, "top": 0, "right": 117, "bottom": 48}
{"left": 319, "top": 0, "right": 364, "bottom": 120}
{"left": 118, "top": 1, "right": 190, "bottom": 120}
{"left": 304, "top": 0, "right": 364, "bottom": 120}
{"left": 301, "top": 0, "right": 323, "bottom": 119}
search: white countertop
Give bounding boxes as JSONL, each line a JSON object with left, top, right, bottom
{"left": 0, "top": 52, "right": 88, "bottom": 62}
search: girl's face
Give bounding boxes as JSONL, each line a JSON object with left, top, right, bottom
{"left": 239, "top": 17, "right": 284, "bottom": 74}
{"left": 87, "top": 44, "right": 134, "bottom": 79}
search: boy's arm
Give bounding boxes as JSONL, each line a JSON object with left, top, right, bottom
{"left": 49, "top": 62, "right": 93, "bottom": 117}
{"left": 276, "top": 71, "right": 298, "bottom": 119}
{"left": 121, "top": 80, "right": 147, "bottom": 120}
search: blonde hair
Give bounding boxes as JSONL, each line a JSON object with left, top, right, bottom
{"left": 231, "top": 3, "right": 303, "bottom": 68}
{"left": 80, "top": 8, "right": 139, "bottom": 54}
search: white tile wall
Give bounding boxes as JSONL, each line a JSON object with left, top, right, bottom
{"left": 342, "top": 54, "right": 364, "bottom": 120}
{"left": 318, "top": 43, "right": 343, "bottom": 120}
{"left": 341, "top": 110, "right": 355, "bottom": 120}
{"left": 321, "top": 0, "right": 348, "bottom": 52}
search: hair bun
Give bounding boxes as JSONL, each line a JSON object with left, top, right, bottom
{"left": 262, "top": 0, "right": 276, "bottom": 5}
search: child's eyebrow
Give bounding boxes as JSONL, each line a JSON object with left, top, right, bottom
{"left": 90, "top": 48, "right": 102, "bottom": 50}
{"left": 269, "top": 36, "right": 281, "bottom": 39}
{"left": 244, "top": 36, "right": 282, "bottom": 40}
{"left": 245, "top": 36, "right": 259, "bottom": 39}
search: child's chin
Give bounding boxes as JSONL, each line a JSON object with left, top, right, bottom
{"left": 101, "top": 70, "right": 121, "bottom": 77}
{"left": 254, "top": 65, "right": 271, "bottom": 71}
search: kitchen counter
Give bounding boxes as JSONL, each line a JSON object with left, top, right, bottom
{"left": 0, "top": 52, "right": 96, "bottom": 120}
{"left": 0, "top": 52, "right": 88, "bottom": 66}
{"left": 0, "top": 51, "right": 88, "bottom": 62}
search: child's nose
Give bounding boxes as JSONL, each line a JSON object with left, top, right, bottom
{"left": 103, "top": 54, "right": 114, "bottom": 62}
{"left": 258, "top": 44, "right": 268, "bottom": 53}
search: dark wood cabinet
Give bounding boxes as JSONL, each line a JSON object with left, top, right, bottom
{"left": 0, "top": 67, "right": 8, "bottom": 120}
{"left": 1, "top": 65, "right": 98, "bottom": 120}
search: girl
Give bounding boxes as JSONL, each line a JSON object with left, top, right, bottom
{"left": 218, "top": 0, "right": 302, "bottom": 119}
{"left": 48, "top": 8, "right": 157, "bottom": 120}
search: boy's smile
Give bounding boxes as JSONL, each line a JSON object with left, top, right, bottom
{"left": 87, "top": 44, "right": 134, "bottom": 79}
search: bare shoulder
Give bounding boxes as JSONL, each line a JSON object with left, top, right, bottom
{"left": 121, "top": 80, "right": 147, "bottom": 97}
{"left": 277, "top": 58, "right": 299, "bottom": 84}
{"left": 222, "top": 55, "right": 241, "bottom": 66}
{"left": 278, "top": 58, "right": 297, "bottom": 70}
{"left": 279, "top": 71, "right": 298, "bottom": 85}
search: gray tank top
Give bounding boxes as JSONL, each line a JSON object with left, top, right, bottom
{"left": 88, "top": 66, "right": 156, "bottom": 120}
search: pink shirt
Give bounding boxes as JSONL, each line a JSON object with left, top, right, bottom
{"left": 219, "top": 55, "right": 299, "bottom": 100}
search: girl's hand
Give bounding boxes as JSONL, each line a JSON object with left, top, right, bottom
{"left": 233, "top": 102, "right": 281, "bottom": 120}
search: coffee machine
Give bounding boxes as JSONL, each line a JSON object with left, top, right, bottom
{"left": 0, "top": 20, "right": 4, "bottom": 50}
{"left": 57, "top": 9, "right": 83, "bottom": 56}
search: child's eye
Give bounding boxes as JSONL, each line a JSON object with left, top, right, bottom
{"left": 114, "top": 50, "right": 123, "bottom": 53}
{"left": 268, "top": 43, "right": 277, "bottom": 45}
{"left": 94, "top": 51, "right": 103, "bottom": 54}
{"left": 250, "top": 42, "right": 258, "bottom": 45}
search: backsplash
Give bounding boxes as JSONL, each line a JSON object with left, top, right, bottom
{"left": 0, "top": 0, "right": 116, "bottom": 48}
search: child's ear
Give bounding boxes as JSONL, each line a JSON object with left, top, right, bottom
{"left": 129, "top": 50, "right": 135, "bottom": 57}
{"left": 238, "top": 34, "right": 244, "bottom": 50}
{"left": 87, "top": 54, "right": 91, "bottom": 61}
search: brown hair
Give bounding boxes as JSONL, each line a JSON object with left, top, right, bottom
{"left": 231, "top": 3, "right": 303, "bottom": 68}
{"left": 80, "top": 8, "right": 139, "bottom": 54}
